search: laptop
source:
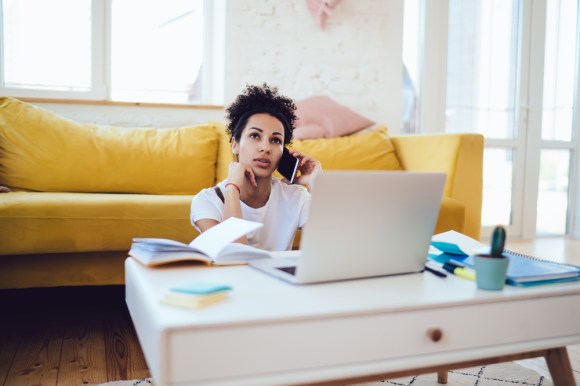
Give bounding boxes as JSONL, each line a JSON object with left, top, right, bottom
{"left": 249, "top": 171, "right": 446, "bottom": 284}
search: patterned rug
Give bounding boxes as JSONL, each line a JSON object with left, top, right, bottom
{"left": 93, "top": 361, "right": 556, "bottom": 386}
{"left": 355, "top": 362, "right": 552, "bottom": 386}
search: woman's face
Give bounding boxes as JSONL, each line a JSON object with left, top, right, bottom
{"left": 232, "top": 113, "right": 285, "bottom": 178}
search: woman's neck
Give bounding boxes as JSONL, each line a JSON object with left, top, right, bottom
{"left": 240, "top": 176, "right": 272, "bottom": 209}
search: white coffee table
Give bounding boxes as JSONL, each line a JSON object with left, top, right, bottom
{"left": 125, "top": 257, "right": 580, "bottom": 386}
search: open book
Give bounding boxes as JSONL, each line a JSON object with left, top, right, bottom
{"left": 129, "top": 217, "right": 271, "bottom": 266}
{"left": 431, "top": 231, "right": 580, "bottom": 286}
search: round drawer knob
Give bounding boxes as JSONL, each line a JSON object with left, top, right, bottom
{"left": 427, "top": 328, "right": 443, "bottom": 342}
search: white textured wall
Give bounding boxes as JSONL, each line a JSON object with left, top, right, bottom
{"left": 33, "top": 102, "right": 225, "bottom": 129}
{"left": 35, "top": 0, "right": 404, "bottom": 131}
{"left": 225, "top": 0, "right": 403, "bottom": 130}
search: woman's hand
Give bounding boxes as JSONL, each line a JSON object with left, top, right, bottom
{"left": 288, "top": 150, "right": 322, "bottom": 189}
{"left": 227, "top": 161, "right": 257, "bottom": 191}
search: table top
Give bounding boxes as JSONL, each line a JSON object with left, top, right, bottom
{"left": 125, "top": 257, "right": 580, "bottom": 330}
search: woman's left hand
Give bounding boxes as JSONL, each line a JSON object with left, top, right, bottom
{"left": 288, "top": 150, "right": 322, "bottom": 189}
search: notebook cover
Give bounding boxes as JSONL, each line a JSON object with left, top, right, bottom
{"left": 460, "top": 251, "right": 580, "bottom": 285}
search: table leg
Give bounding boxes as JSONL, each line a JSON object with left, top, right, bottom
{"left": 545, "top": 347, "right": 576, "bottom": 386}
{"left": 437, "top": 370, "right": 448, "bottom": 384}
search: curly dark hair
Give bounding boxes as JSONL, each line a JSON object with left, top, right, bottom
{"left": 225, "top": 83, "right": 297, "bottom": 145}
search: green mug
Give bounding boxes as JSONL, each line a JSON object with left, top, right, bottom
{"left": 474, "top": 254, "right": 509, "bottom": 290}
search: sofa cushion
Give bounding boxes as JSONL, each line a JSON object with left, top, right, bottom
{"left": 216, "top": 126, "right": 402, "bottom": 181}
{"left": 0, "top": 97, "right": 218, "bottom": 194}
{"left": 0, "top": 192, "right": 198, "bottom": 255}
{"left": 291, "top": 128, "right": 402, "bottom": 171}
{"left": 215, "top": 122, "right": 233, "bottom": 183}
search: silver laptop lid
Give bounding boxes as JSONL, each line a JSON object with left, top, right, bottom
{"left": 295, "top": 171, "right": 446, "bottom": 283}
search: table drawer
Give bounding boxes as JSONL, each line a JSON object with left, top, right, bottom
{"left": 166, "top": 294, "right": 580, "bottom": 384}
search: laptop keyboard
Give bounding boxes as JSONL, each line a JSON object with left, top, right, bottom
{"left": 276, "top": 266, "right": 297, "bottom": 275}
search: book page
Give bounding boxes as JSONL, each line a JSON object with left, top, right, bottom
{"left": 189, "top": 217, "right": 264, "bottom": 259}
{"left": 213, "top": 243, "right": 271, "bottom": 264}
{"left": 132, "top": 238, "right": 191, "bottom": 249}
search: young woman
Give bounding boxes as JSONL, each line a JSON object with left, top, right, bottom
{"left": 190, "top": 84, "right": 322, "bottom": 251}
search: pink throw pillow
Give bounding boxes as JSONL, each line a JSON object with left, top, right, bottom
{"left": 294, "top": 96, "right": 375, "bottom": 139}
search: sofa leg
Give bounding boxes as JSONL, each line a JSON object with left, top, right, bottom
{"left": 437, "top": 370, "right": 448, "bottom": 384}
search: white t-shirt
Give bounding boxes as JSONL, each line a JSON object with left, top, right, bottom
{"left": 190, "top": 178, "right": 311, "bottom": 251}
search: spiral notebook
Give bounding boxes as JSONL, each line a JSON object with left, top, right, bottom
{"left": 431, "top": 231, "right": 580, "bottom": 287}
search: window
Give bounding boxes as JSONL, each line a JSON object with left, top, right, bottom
{"left": 443, "top": 0, "right": 579, "bottom": 237}
{"left": 536, "top": 0, "right": 578, "bottom": 235}
{"left": 1, "top": 0, "right": 93, "bottom": 92}
{"left": 537, "top": 149, "right": 571, "bottom": 235}
{"left": 402, "top": 0, "right": 421, "bottom": 134}
{"left": 446, "top": 1, "right": 520, "bottom": 140}
{"left": 542, "top": 0, "right": 577, "bottom": 142}
{"left": 0, "top": 0, "right": 224, "bottom": 105}
{"left": 446, "top": 0, "right": 521, "bottom": 234}
{"left": 482, "top": 148, "right": 515, "bottom": 227}
{"left": 402, "top": 0, "right": 580, "bottom": 238}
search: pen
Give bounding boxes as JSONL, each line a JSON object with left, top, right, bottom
{"left": 425, "top": 265, "right": 447, "bottom": 278}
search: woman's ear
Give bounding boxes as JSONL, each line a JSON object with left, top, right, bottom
{"left": 231, "top": 141, "right": 239, "bottom": 161}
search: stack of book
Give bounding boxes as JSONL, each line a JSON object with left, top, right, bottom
{"left": 161, "top": 282, "right": 233, "bottom": 310}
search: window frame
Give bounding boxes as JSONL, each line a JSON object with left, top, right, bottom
{"left": 0, "top": 0, "right": 223, "bottom": 105}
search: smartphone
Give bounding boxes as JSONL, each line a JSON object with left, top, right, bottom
{"left": 277, "top": 147, "right": 299, "bottom": 184}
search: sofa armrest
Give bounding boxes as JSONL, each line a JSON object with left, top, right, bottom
{"left": 390, "top": 133, "right": 484, "bottom": 240}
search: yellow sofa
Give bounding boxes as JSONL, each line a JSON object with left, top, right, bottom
{"left": 0, "top": 97, "right": 483, "bottom": 289}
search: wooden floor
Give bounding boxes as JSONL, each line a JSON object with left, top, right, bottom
{"left": 0, "top": 237, "right": 579, "bottom": 386}
{"left": 0, "top": 286, "right": 150, "bottom": 386}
